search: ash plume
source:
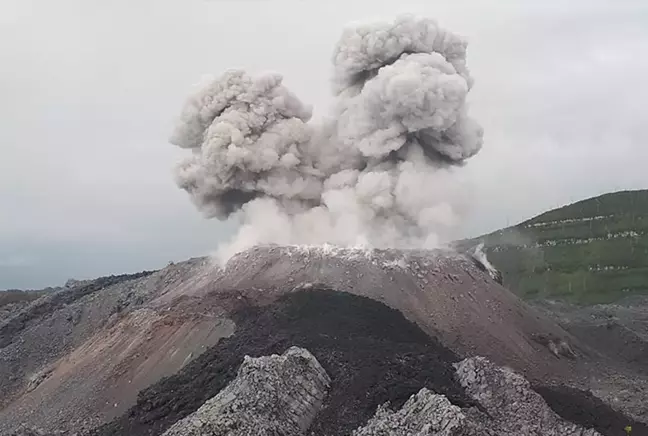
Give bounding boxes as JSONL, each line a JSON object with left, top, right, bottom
{"left": 169, "top": 15, "right": 484, "bottom": 262}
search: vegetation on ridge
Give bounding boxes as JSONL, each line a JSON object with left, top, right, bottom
{"left": 472, "top": 189, "right": 648, "bottom": 305}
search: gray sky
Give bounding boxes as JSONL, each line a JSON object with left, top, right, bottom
{"left": 1, "top": 0, "right": 647, "bottom": 289}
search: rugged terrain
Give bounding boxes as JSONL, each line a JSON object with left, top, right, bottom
{"left": 91, "top": 289, "right": 645, "bottom": 436}
{"left": 1, "top": 246, "right": 646, "bottom": 435}
{"left": 465, "top": 189, "right": 648, "bottom": 304}
{"left": 0, "top": 290, "right": 50, "bottom": 314}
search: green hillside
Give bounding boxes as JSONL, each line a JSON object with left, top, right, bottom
{"left": 472, "top": 189, "right": 648, "bottom": 305}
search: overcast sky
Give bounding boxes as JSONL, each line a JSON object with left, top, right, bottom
{"left": 1, "top": 0, "right": 647, "bottom": 289}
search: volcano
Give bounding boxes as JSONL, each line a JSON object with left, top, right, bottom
{"left": 1, "top": 247, "right": 646, "bottom": 436}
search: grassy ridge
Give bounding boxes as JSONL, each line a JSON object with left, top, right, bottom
{"left": 473, "top": 190, "right": 648, "bottom": 304}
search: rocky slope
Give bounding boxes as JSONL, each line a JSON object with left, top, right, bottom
{"left": 19, "top": 340, "right": 629, "bottom": 436}
{"left": 531, "top": 296, "right": 648, "bottom": 420}
{"left": 90, "top": 289, "right": 645, "bottom": 436}
{"left": 0, "top": 260, "right": 232, "bottom": 433}
{"left": 92, "top": 289, "right": 477, "bottom": 436}
{"left": 534, "top": 297, "right": 648, "bottom": 373}
{"left": 357, "top": 355, "right": 605, "bottom": 436}
{"left": 1, "top": 247, "right": 646, "bottom": 435}
{"left": 161, "top": 347, "right": 330, "bottom": 436}
{"left": 150, "top": 346, "right": 608, "bottom": 436}
{"left": 203, "top": 245, "right": 583, "bottom": 383}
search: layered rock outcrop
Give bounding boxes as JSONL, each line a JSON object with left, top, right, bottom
{"left": 162, "top": 347, "right": 330, "bottom": 436}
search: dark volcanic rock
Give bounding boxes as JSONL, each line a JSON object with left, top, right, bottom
{"left": 567, "top": 322, "right": 648, "bottom": 373}
{"left": 455, "top": 356, "right": 600, "bottom": 435}
{"left": 92, "top": 288, "right": 646, "bottom": 436}
{"left": 162, "top": 347, "right": 330, "bottom": 436}
{"left": 92, "top": 289, "right": 476, "bottom": 436}
{"left": 531, "top": 298, "right": 648, "bottom": 421}
{"left": 203, "top": 245, "right": 584, "bottom": 384}
{"left": 535, "top": 385, "right": 647, "bottom": 436}
{"left": 3, "top": 247, "right": 648, "bottom": 434}
{"left": 8, "top": 426, "right": 71, "bottom": 436}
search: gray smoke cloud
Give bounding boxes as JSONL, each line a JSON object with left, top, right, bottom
{"left": 170, "top": 15, "right": 484, "bottom": 262}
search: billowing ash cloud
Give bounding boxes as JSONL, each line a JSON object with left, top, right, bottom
{"left": 169, "top": 15, "right": 484, "bottom": 262}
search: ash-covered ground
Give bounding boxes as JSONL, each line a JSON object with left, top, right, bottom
{"left": 93, "top": 289, "right": 646, "bottom": 436}
{"left": 1, "top": 246, "right": 646, "bottom": 434}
